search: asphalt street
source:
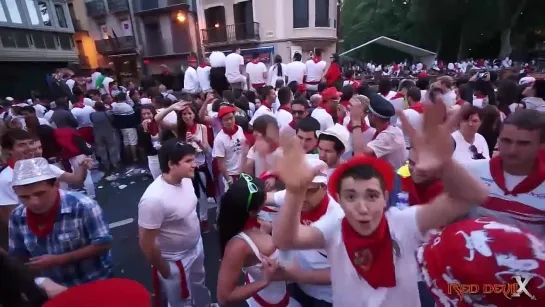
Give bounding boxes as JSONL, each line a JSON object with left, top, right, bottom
{"left": 94, "top": 168, "right": 240, "bottom": 306}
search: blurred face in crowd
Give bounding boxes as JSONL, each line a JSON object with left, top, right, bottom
{"left": 267, "top": 89, "right": 276, "bottom": 103}
{"left": 181, "top": 107, "right": 196, "bottom": 125}
{"left": 141, "top": 108, "right": 154, "bottom": 121}
{"left": 498, "top": 124, "right": 541, "bottom": 169}
{"left": 31, "top": 140, "right": 43, "bottom": 158}
{"left": 460, "top": 113, "right": 482, "bottom": 136}
{"left": 297, "top": 130, "right": 318, "bottom": 153}
{"left": 318, "top": 139, "right": 340, "bottom": 167}
{"left": 338, "top": 175, "right": 388, "bottom": 236}
{"left": 292, "top": 104, "right": 307, "bottom": 121}
{"left": 221, "top": 112, "right": 236, "bottom": 130}
{"left": 13, "top": 180, "right": 60, "bottom": 214}
{"left": 8, "top": 137, "right": 34, "bottom": 161}
{"left": 103, "top": 95, "right": 113, "bottom": 104}
{"left": 168, "top": 154, "right": 197, "bottom": 179}
{"left": 302, "top": 182, "right": 327, "bottom": 214}
{"left": 131, "top": 91, "right": 141, "bottom": 102}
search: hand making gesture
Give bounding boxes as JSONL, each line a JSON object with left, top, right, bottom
{"left": 275, "top": 133, "right": 320, "bottom": 192}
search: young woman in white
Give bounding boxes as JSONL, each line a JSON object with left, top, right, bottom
{"left": 139, "top": 105, "right": 162, "bottom": 179}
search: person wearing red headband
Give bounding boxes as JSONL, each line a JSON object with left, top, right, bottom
{"left": 311, "top": 87, "right": 337, "bottom": 131}
{"left": 183, "top": 55, "right": 201, "bottom": 95}
{"left": 272, "top": 100, "right": 488, "bottom": 306}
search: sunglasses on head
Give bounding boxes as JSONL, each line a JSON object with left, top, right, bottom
{"left": 240, "top": 173, "right": 259, "bottom": 210}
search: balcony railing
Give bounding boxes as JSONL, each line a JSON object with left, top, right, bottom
{"left": 133, "top": 0, "right": 188, "bottom": 13}
{"left": 95, "top": 36, "right": 136, "bottom": 55}
{"left": 107, "top": 0, "right": 129, "bottom": 13}
{"left": 201, "top": 22, "right": 260, "bottom": 46}
{"left": 86, "top": 0, "right": 107, "bottom": 17}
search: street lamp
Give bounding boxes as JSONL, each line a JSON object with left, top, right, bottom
{"left": 176, "top": 12, "right": 186, "bottom": 23}
{"left": 215, "top": 23, "right": 220, "bottom": 28}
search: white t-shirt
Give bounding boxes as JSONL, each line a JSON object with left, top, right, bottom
{"left": 212, "top": 126, "right": 246, "bottom": 175}
{"left": 366, "top": 125, "right": 406, "bottom": 170}
{"left": 311, "top": 107, "right": 334, "bottom": 131}
{"left": 33, "top": 104, "right": 47, "bottom": 118}
{"left": 65, "top": 79, "right": 76, "bottom": 92}
{"left": 246, "top": 61, "right": 267, "bottom": 86}
{"left": 138, "top": 176, "right": 200, "bottom": 261}
{"left": 0, "top": 164, "right": 64, "bottom": 206}
{"left": 71, "top": 105, "right": 95, "bottom": 128}
{"left": 523, "top": 97, "right": 545, "bottom": 112}
{"left": 196, "top": 66, "right": 212, "bottom": 92}
{"left": 451, "top": 130, "right": 490, "bottom": 164}
{"left": 225, "top": 53, "right": 245, "bottom": 83}
{"left": 183, "top": 66, "right": 200, "bottom": 93}
{"left": 380, "top": 91, "right": 397, "bottom": 100}
{"left": 464, "top": 159, "right": 545, "bottom": 237}
{"left": 100, "top": 76, "right": 114, "bottom": 95}
{"left": 396, "top": 109, "right": 423, "bottom": 148}
{"left": 249, "top": 105, "right": 274, "bottom": 126}
{"left": 38, "top": 117, "right": 51, "bottom": 126}
{"left": 313, "top": 206, "right": 423, "bottom": 306}
{"left": 275, "top": 108, "right": 293, "bottom": 129}
{"left": 268, "top": 63, "right": 287, "bottom": 86}
{"left": 247, "top": 147, "right": 281, "bottom": 178}
{"left": 443, "top": 90, "right": 456, "bottom": 108}
{"left": 305, "top": 59, "right": 327, "bottom": 83}
{"left": 286, "top": 61, "right": 307, "bottom": 85}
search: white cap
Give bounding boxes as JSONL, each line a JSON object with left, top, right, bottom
{"left": 5, "top": 97, "right": 14, "bottom": 102}
{"left": 12, "top": 158, "right": 57, "bottom": 186}
{"left": 319, "top": 124, "right": 351, "bottom": 153}
{"left": 306, "top": 156, "right": 328, "bottom": 184}
{"left": 519, "top": 76, "right": 536, "bottom": 85}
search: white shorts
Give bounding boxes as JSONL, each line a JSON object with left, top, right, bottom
{"left": 121, "top": 128, "right": 138, "bottom": 146}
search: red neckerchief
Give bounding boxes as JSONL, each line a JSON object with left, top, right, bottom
{"left": 243, "top": 217, "right": 261, "bottom": 230}
{"left": 318, "top": 102, "right": 333, "bottom": 116}
{"left": 26, "top": 191, "right": 60, "bottom": 238}
{"left": 410, "top": 102, "right": 424, "bottom": 114}
{"left": 347, "top": 122, "right": 370, "bottom": 133}
{"left": 188, "top": 124, "right": 198, "bottom": 135}
{"left": 261, "top": 100, "right": 271, "bottom": 109}
{"left": 244, "top": 132, "right": 256, "bottom": 147}
{"left": 7, "top": 158, "right": 16, "bottom": 169}
{"left": 222, "top": 125, "right": 240, "bottom": 139}
{"left": 252, "top": 59, "right": 260, "bottom": 64}
{"left": 390, "top": 92, "right": 404, "bottom": 100}
{"left": 278, "top": 105, "right": 291, "bottom": 112}
{"left": 474, "top": 93, "right": 487, "bottom": 99}
{"left": 489, "top": 156, "right": 545, "bottom": 196}
{"left": 289, "top": 120, "right": 297, "bottom": 129}
{"left": 73, "top": 96, "right": 85, "bottom": 109}
{"left": 148, "top": 121, "right": 159, "bottom": 136}
{"left": 312, "top": 56, "right": 322, "bottom": 63}
{"left": 372, "top": 124, "right": 389, "bottom": 140}
{"left": 300, "top": 194, "right": 329, "bottom": 225}
{"left": 342, "top": 216, "right": 396, "bottom": 289}
{"left": 400, "top": 177, "right": 444, "bottom": 206}
{"left": 199, "top": 62, "right": 209, "bottom": 68}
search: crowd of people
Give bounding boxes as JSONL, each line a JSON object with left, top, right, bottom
{"left": 0, "top": 45, "right": 544, "bottom": 307}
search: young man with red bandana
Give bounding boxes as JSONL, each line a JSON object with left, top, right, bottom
{"left": 282, "top": 99, "right": 311, "bottom": 135}
{"left": 305, "top": 49, "right": 327, "bottom": 92}
{"left": 272, "top": 100, "right": 488, "bottom": 306}
{"left": 311, "top": 87, "right": 337, "bottom": 131}
{"left": 465, "top": 109, "right": 545, "bottom": 237}
{"left": 275, "top": 87, "right": 294, "bottom": 129}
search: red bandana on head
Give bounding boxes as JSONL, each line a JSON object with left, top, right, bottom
{"left": 300, "top": 194, "right": 329, "bottom": 225}
{"left": 409, "top": 102, "right": 424, "bottom": 114}
{"left": 489, "top": 156, "right": 545, "bottom": 196}
{"left": 26, "top": 191, "right": 61, "bottom": 238}
{"left": 328, "top": 156, "right": 396, "bottom": 289}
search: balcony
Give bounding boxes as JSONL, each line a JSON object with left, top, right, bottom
{"left": 86, "top": 0, "right": 107, "bottom": 18}
{"left": 133, "top": 0, "right": 189, "bottom": 14}
{"left": 201, "top": 22, "right": 260, "bottom": 47}
{"left": 95, "top": 36, "right": 136, "bottom": 55}
{"left": 107, "top": 0, "right": 129, "bottom": 13}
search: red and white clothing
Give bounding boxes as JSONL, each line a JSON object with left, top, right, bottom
{"left": 344, "top": 119, "right": 375, "bottom": 160}
{"left": 305, "top": 58, "right": 326, "bottom": 91}
{"left": 246, "top": 61, "right": 267, "bottom": 89}
{"left": 465, "top": 158, "right": 545, "bottom": 237}
{"left": 183, "top": 66, "right": 200, "bottom": 94}
{"left": 389, "top": 92, "right": 405, "bottom": 125}
{"left": 268, "top": 63, "right": 288, "bottom": 86}
{"left": 225, "top": 53, "right": 246, "bottom": 88}
{"left": 313, "top": 206, "right": 423, "bottom": 306}
{"left": 379, "top": 91, "right": 397, "bottom": 100}
{"left": 249, "top": 105, "right": 274, "bottom": 126}
{"left": 275, "top": 106, "right": 293, "bottom": 129}
{"left": 311, "top": 107, "right": 334, "bottom": 131}
{"left": 247, "top": 147, "right": 281, "bottom": 179}
{"left": 286, "top": 61, "right": 307, "bottom": 85}
{"left": 212, "top": 125, "right": 246, "bottom": 177}
{"left": 138, "top": 177, "right": 212, "bottom": 307}
{"left": 367, "top": 125, "right": 406, "bottom": 170}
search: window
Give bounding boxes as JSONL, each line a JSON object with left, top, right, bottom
{"left": 55, "top": 4, "right": 67, "bottom": 28}
{"left": 32, "top": 32, "right": 46, "bottom": 48}
{"left": 13, "top": 31, "right": 29, "bottom": 48}
{"left": 315, "top": 0, "right": 329, "bottom": 27}
{"left": 25, "top": 0, "right": 40, "bottom": 25}
{"left": 58, "top": 34, "right": 72, "bottom": 50}
{"left": 5, "top": 0, "right": 22, "bottom": 23}
{"left": 0, "top": 29, "right": 15, "bottom": 47}
{"left": 38, "top": 1, "right": 51, "bottom": 26}
{"left": 0, "top": 2, "right": 7, "bottom": 22}
{"left": 293, "top": 0, "right": 308, "bottom": 28}
{"left": 43, "top": 32, "right": 56, "bottom": 49}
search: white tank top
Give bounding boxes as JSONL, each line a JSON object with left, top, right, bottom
{"left": 189, "top": 124, "right": 206, "bottom": 166}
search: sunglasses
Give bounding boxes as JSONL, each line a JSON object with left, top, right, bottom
{"left": 469, "top": 145, "right": 485, "bottom": 160}
{"left": 292, "top": 110, "right": 305, "bottom": 116}
{"left": 240, "top": 173, "right": 259, "bottom": 210}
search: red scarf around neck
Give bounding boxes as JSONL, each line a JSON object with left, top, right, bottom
{"left": 73, "top": 96, "right": 85, "bottom": 109}
{"left": 188, "top": 123, "right": 198, "bottom": 135}
{"left": 289, "top": 120, "right": 297, "bottom": 129}
{"left": 300, "top": 194, "right": 329, "bottom": 225}
{"left": 222, "top": 125, "right": 240, "bottom": 139}
{"left": 7, "top": 158, "right": 16, "bottom": 169}
{"left": 318, "top": 102, "right": 333, "bottom": 116}
{"left": 278, "top": 105, "right": 291, "bottom": 112}
{"left": 252, "top": 59, "right": 260, "bottom": 64}
{"left": 342, "top": 216, "right": 396, "bottom": 289}
{"left": 199, "top": 62, "right": 209, "bottom": 68}
{"left": 489, "top": 156, "right": 545, "bottom": 196}
{"left": 261, "top": 100, "right": 271, "bottom": 109}
{"left": 409, "top": 102, "right": 424, "bottom": 114}
{"left": 372, "top": 124, "right": 389, "bottom": 140}
{"left": 347, "top": 122, "right": 370, "bottom": 133}
{"left": 400, "top": 177, "right": 444, "bottom": 206}
{"left": 312, "top": 56, "right": 322, "bottom": 64}
{"left": 26, "top": 191, "right": 61, "bottom": 238}
{"left": 243, "top": 217, "right": 261, "bottom": 230}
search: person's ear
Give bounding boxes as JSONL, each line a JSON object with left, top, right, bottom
{"left": 383, "top": 190, "right": 390, "bottom": 206}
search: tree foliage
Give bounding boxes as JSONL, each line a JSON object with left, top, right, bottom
{"left": 341, "top": 0, "right": 545, "bottom": 61}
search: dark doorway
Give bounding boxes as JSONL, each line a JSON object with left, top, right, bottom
{"left": 204, "top": 6, "right": 227, "bottom": 43}
{"left": 144, "top": 21, "right": 164, "bottom": 56}
{"left": 233, "top": 0, "right": 254, "bottom": 41}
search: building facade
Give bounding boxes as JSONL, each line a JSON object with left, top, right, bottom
{"left": 67, "top": 0, "right": 100, "bottom": 71}
{"left": 0, "top": 0, "right": 77, "bottom": 97}
{"left": 132, "top": 0, "right": 200, "bottom": 75}
{"left": 197, "top": 0, "right": 338, "bottom": 66}
{"left": 84, "top": 0, "right": 139, "bottom": 84}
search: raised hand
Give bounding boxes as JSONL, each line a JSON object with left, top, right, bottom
{"left": 171, "top": 101, "right": 191, "bottom": 112}
{"left": 275, "top": 133, "right": 316, "bottom": 191}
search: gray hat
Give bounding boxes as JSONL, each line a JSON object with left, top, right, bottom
{"left": 12, "top": 158, "right": 57, "bottom": 186}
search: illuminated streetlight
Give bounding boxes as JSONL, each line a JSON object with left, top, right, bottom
{"left": 176, "top": 12, "right": 186, "bottom": 23}
{"left": 215, "top": 23, "right": 220, "bottom": 28}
